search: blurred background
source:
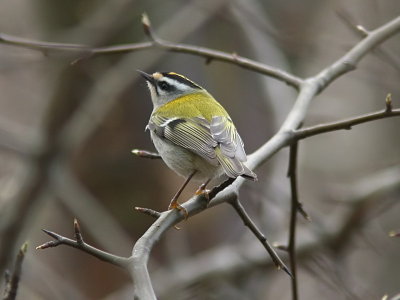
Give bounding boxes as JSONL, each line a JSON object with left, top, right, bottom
{"left": 0, "top": 0, "right": 399, "bottom": 299}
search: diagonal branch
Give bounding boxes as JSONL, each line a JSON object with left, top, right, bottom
{"left": 312, "top": 15, "right": 400, "bottom": 92}
{"left": 36, "top": 219, "right": 129, "bottom": 269}
{"left": 131, "top": 149, "right": 161, "bottom": 159}
{"left": 140, "top": 14, "right": 302, "bottom": 89}
{"left": 293, "top": 105, "right": 400, "bottom": 141}
{"left": 229, "top": 198, "right": 292, "bottom": 277}
{"left": 2, "top": 242, "right": 27, "bottom": 300}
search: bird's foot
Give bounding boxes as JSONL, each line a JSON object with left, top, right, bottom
{"left": 168, "top": 199, "right": 188, "bottom": 220}
{"left": 195, "top": 183, "right": 210, "bottom": 203}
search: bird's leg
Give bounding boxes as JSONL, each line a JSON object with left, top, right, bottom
{"left": 168, "top": 171, "right": 197, "bottom": 219}
{"left": 195, "top": 178, "right": 211, "bottom": 201}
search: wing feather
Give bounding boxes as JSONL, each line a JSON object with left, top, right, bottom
{"left": 148, "top": 114, "right": 256, "bottom": 180}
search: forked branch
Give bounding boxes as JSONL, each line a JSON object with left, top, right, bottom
{"left": 37, "top": 219, "right": 129, "bottom": 269}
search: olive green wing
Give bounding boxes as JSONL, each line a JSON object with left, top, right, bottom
{"left": 148, "top": 115, "right": 257, "bottom": 180}
{"left": 148, "top": 115, "right": 219, "bottom": 165}
{"left": 210, "top": 116, "right": 257, "bottom": 180}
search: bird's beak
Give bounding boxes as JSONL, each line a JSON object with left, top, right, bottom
{"left": 137, "top": 70, "right": 155, "bottom": 86}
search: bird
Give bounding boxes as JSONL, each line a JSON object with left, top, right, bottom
{"left": 139, "top": 71, "right": 257, "bottom": 216}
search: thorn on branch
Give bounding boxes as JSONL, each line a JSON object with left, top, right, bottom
{"left": 134, "top": 206, "right": 161, "bottom": 219}
{"left": 297, "top": 201, "right": 311, "bottom": 221}
{"left": 389, "top": 230, "right": 400, "bottom": 238}
{"left": 385, "top": 93, "right": 393, "bottom": 112}
{"left": 231, "top": 52, "right": 239, "bottom": 62}
{"left": 131, "top": 149, "right": 161, "bottom": 159}
{"left": 356, "top": 25, "right": 369, "bottom": 35}
{"left": 36, "top": 230, "right": 63, "bottom": 249}
{"left": 205, "top": 57, "right": 213, "bottom": 65}
{"left": 273, "top": 243, "right": 289, "bottom": 252}
{"left": 74, "top": 218, "right": 84, "bottom": 245}
{"left": 141, "top": 13, "right": 155, "bottom": 40}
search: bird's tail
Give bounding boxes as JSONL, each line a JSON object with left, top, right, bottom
{"left": 215, "top": 148, "right": 257, "bottom": 181}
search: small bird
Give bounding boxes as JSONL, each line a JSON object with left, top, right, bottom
{"left": 139, "top": 71, "right": 257, "bottom": 215}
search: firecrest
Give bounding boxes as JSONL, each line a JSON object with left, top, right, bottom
{"left": 138, "top": 71, "right": 257, "bottom": 215}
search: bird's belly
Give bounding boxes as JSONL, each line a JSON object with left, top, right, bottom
{"left": 150, "top": 131, "right": 222, "bottom": 181}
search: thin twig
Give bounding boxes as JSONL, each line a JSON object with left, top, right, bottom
{"left": 134, "top": 207, "right": 162, "bottom": 219}
{"left": 131, "top": 149, "right": 161, "bottom": 159}
{"left": 293, "top": 106, "right": 400, "bottom": 141}
{"left": 229, "top": 198, "right": 292, "bottom": 277}
{"left": 153, "top": 166, "right": 400, "bottom": 297}
{"left": 287, "top": 143, "right": 299, "bottom": 300}
{"left": 2, "top": 242, "right": 28, "bottom": 300}
{"left": 36, "top": 219, "right": 129, "bottom": 269}
{"left": 336, "top": 9, "right": 400, "bottom": 75}
{"left": 0, "top": 19, "right": 303, "bottom": 88}
{"left": 140, "top": 14, "right": 302, "bottom": 89}
{"left": 389, "top": 230, "right": 400, "bottom": 238}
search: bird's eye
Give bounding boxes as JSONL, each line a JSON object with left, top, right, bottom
{"left": 158, "top": 81, "right": 170, "bottom": 91}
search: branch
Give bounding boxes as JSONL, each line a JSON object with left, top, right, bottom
{"left": 153, "top": 166, "right": 400, "bottom": 297}
{"left": 131, "top": 149, "right": 161, "bottom": 159}
{"left": 36, "top": 219, "right": 129, "bottom": 269}
{"left": 287, "top": 143, "right": 299, "bottom": 300}
{"left": 293, "top": 105, "right": 400, "bottom": 141}
{"left": 337, "top": 9, "right": 400, "bottom": 75}
{"left": 134, "top": 207, "right": 162, "bottom": 219}
{"left": 2, "top": 242, "right": 27, "bottom": 300}
{"left": 312, "top": 16, "right": 400, "bottom": 91}
{"left": 0, "top": 18, "right": 302, "bottom": 88}
{"left": 248, "top": 16, "right": 400, "bottom": 170}
{"left": 130, "top": 16, "right": 400, "bottom": 298}
{"left": 229, "top": 198, "right": 292, "bottom": 277}
{"left": 140, "top": 14, "right": 302, "bottom": 89}
{"left": 130, "top": 177, "right": 239, "bottom": 299}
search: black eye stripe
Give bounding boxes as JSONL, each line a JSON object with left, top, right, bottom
{"left": 159, "top": 81, "right": 169, "bottom": 89}
{"left": 157, "top": 80, "right": 174, "bottom": 92}
{"left": 161, "top": 72, "right": 201, "bottom": 89}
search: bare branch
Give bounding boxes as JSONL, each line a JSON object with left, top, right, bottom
{"left": 293, "top": 106, "right": 400, "bottom": 141}
{"left": 154, "top": 166, "right": 400, "bottom": 297}
{"left": 130, "top": 16, "right": 400, "bottom": 298}
{"left": 131, "top": 149, "right": 161, "bottom": 159}
{"left": 337, "top": 9, "right": 400, "bottom": 75}
{"left": 389, "top": 230, "right": 400, "bottom": 238}
{"left": 2, "top": 242, "right": 27, "bottom": 300}
{"left": 139, "top": 14, "right": 303, "bottom": 89}
{"left": 0, "top": 21, "right": 302, "bottom": 88}
{"left": 134, "top": 207, "right": 162, "bottom": 219}
{"left": 287, "top": 143, "right": 299, "bottom": 300}
{"left": 312, "top": 16, "right": 400, "bottom": 91}
{"left": 229, "top": 198, "right": 292, "bottom": 277}
{"left": 36, "top": 220, "right": 129, "bottom": 269}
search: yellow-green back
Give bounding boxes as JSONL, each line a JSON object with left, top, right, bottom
{"left": 153, "top": 91, "right": 230, "bottom": 121}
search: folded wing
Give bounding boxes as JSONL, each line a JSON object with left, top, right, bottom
{"left": 148, "top": 115, "right": 257, "bottom": 180}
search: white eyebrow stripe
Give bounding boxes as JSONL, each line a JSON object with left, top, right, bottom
{"left": 161, "top": 77, "right": 192, "bottom": 91}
